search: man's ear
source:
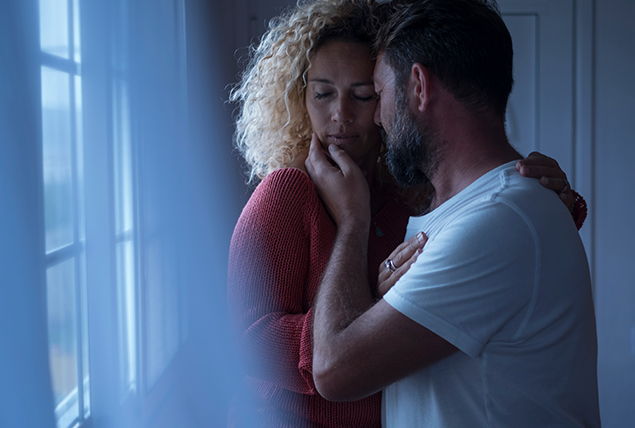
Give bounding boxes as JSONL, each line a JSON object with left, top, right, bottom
{"left": 409, "top": 63, "right": 432, "bottom": 112}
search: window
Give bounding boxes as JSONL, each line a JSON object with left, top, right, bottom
{"left": 39, "top": 0, "right": 189, "bottom": 426}
{"left": 39, "top": 0, "right": 90, "bottom": 427}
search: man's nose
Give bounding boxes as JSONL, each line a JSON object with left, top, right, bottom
{"left": 373, "top": 99, "right": 382, "bottom": 127}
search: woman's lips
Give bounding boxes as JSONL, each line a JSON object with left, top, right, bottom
{"left": 327, "top": 133, "right": 358, "bottom": 144}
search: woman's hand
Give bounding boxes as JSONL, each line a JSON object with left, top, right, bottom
{"left": 377, "top": 232, "right": 428, "bottom": 297}
{"left": 305, "top": 133, "right": 371, "bottom": 230}
{"left": 516, "top": 152, "right": 574, "bottom": 212}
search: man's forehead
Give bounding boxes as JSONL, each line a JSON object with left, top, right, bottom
{"left": 373, "top": 53, "right": 393, "bottom": 87}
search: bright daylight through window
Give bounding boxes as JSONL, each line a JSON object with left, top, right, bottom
{"left": 39, "top": 0, "right": 90, "bottom": 427}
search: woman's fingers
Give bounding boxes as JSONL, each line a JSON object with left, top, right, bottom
{"left": 559, "top": 191, "right": 575, "bottom": 212}
{"left": 377, "top": 232, "right": 427, "bottom": 296}
{"left": 539, "top": 176, "right": 570, "bottom": 192}
{"left": 381, "top": 232, "right": 427, "bottom": 273}
{"left": 516, "top": 152, "right": 564, "bottom": 180}
{"left": 378, "top": 248, "right": 423, "bottom": 297}
{"left": 516, "top": 152, "right": 575, "bottom": 211}
{"left": 391, "top": 232, "right": 426, "bottom": 261}
{"left": 517, "top": 151, "right": 559, "bottom": 168}
{"left": 539, "top": 176, "right": 574, "bottom": 210}
{"left": 305, "top": 133, "right": 333, "bottom": 177}
{"left": 326, "top": 143, "right": 359, "bottom": 177}
{"left": 306, "top": 133, "right": 371, "bottom": 228}
{"left": 518, "top": 165, "right": 565, "bottom": 180}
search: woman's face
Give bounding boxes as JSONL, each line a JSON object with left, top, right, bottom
{"left": 305, "top": 41, "right": 382, "bottom": 169}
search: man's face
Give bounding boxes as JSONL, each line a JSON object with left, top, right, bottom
{"left": 372, "top": 53, "right": 396, "bottom": 132}
{"left": 373, "top": 54, "right": 440, "bottom": 188}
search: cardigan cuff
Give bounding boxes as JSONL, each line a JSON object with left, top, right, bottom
{"left": 571, "top": 189, "right": 587, "bottom": 230}
{"left": 298, "top": 307, "right": 317, "bottom": 395}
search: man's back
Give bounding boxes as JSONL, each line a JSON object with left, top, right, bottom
{"left": 383, "top": 161, "right": 600, "bottom": 427}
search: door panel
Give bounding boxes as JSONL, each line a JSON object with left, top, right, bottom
{"left": 501, "top": 0, "right": 574, "bottom": 176}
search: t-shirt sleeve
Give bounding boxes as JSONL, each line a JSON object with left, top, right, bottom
{"left": 227, "top": 168, "right": 318, "bottom": 394}
{"left": 383, "top": 202, "right": 538, "bottom": 358}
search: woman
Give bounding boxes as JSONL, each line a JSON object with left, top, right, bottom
{"left": 228, "top": 0, "right": 584, "bottom": 426}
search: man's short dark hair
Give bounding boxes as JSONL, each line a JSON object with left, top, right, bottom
{"left": 375, "top": 0, "right": 514, "bottom": 117}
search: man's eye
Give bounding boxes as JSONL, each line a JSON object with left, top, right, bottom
{"left": 354, "top": 94, "right": 376, "bottom": 102}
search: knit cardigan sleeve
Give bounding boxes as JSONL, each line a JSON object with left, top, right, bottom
{"left": 228, "top": 168, "right": 321, "bottom": 395}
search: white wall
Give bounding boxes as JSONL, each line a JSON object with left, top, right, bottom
{"left": 594, "top": 0, "right": 635, "bottom": 425}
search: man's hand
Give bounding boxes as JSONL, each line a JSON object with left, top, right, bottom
{"left": 378, "top": 232, "right": 427, "bottom": 297}
{"left": 516, "top": 151, "right": 574, "bottom": 211}
{"left": 305, "top": 133, "right": 371, "bottom": 230}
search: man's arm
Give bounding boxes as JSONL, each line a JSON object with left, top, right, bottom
{"left": 305, "top": 136, "right": 456, "bottom": 402}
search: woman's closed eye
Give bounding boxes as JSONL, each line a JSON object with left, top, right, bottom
{"left": 312, "top": 90, "right": 377, "bottom": 103}
{"left": 314, "top": 91, "right": 332, "bottom": 99}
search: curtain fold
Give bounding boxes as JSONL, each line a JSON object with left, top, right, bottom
{"left": 0, "top": 0, "right": 56, "bottom": 427}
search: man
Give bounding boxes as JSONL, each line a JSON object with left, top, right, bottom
{"left": 304, "top": 0, "right": 601, "bottom": 426}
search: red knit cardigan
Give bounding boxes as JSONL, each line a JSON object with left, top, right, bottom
{"left": 227, "top": 168, "right": 410, "bottom": 427}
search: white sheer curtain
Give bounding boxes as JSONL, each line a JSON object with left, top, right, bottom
{"left": 0, "top": 0, "right": 252, "bottom": 426}
{"left": 1, "top": 2, "right": 56, "bottom": 427}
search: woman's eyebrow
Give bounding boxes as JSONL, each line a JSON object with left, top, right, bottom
{"left": 308, "top": 78, "right": 374, "bottom": 87}
{"left": 308, "top": 78, "right": 334, "bottom": 84}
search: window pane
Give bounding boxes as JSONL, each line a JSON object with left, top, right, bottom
{"left": 113, "top": 79, "right": 134, "bottom": 234}
{"left": 78, "top": 252, "right": 91, "bottom": 416}
{"left": 39, "top": 0, "right": 69, "bottom": 58}
{"left": 73, "top": 0, "right": 81, "bottom": 63}
{"left": 42, "top": 67, "right": 74, "bottom": 252}
{"left": 75, "top": 75, "right": 85, "bottom": 241}
{"left": 47, "top": 258, "right": 78, "bottom": 407}
{"left": 117, "top": 239, "right": 137, "bottom": 395}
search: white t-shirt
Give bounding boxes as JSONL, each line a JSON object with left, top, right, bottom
{"left": 382, "top": 161, "right": 600, "bottom": 428}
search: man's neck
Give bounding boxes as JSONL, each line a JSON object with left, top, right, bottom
{"left": 427, "top": 109, "right": 521, "bottom": 211}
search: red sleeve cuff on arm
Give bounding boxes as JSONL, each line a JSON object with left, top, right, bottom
{"left": 571, "top": 190, "right": 587, "bottom": 230}
{"left": 298, "top": 306, "right": 317, "bottom": 394}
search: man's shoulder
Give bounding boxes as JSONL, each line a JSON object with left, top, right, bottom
{"left": 415, "top": 175, "right": 533, "bottom": 241}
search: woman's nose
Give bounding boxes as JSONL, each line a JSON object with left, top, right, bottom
{"left": 332, "top": 98, "right": 353, "bottom": 124}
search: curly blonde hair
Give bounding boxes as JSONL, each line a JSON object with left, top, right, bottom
{"left": 230, "top": 0, "right": 382, "bottom": 184}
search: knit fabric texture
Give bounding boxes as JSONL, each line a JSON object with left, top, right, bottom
{"left": 228, "top": 168, "right": 409, "bottom": 428}
{"left": 571, "top": 189, "right": 587, "bottom": 230}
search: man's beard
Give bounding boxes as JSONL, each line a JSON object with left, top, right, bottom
{"left": 382, "top": 91, "right": 442, "bottom": 188}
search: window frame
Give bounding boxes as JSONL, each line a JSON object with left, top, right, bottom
{"left": 39, "top": 0, "right": 90, "bottom": 426}
{"left": 39, "top": 0, "right": 191, "bottom": 426}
